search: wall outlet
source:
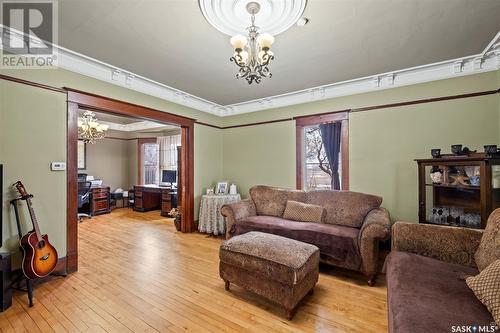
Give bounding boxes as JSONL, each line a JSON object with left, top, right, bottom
{"left": 51, "top": 162, "right": 66, "bottom": 171}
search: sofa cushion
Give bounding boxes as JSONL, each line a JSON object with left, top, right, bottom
{"left": 219, "top": 231, "right": 319, "bottom": 285}
{"left": 283, "top": 200, "right": 325, "bottom": 223}
{"left": 386, "top": 251, "right": 493, "bottom": 333}
{"left": 235, "top": 215, "right": 361, "bottom": 270}
{"left": 250, "top": 186, "right": 306, "bottom": 217}
{"left": 475, "top": 208, "right": 500, "bottom": 271}
{"left": 306, "top": 190, "right": 382, "bottom": 228}
{"left": 466, "top": 259, "right": 500, "bottom": 325}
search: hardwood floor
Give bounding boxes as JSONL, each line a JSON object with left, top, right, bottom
{"left": 1, "top": 209, "right": 388, "bottom": 333}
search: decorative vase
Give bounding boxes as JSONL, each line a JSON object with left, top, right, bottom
{"left": 430, "top": 166, "right": 443, "bottom": 184}
{"left": 229, "top": 183, "right": 237, "bottom": 195}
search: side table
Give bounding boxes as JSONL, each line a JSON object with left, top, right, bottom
{"left": 198, "top": 194, "right": 241, "bottom": 235}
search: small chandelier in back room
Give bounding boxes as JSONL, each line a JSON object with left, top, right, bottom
{"left": 78, "top": 111, "right": 109, "bottom": 144}
{"left": 229, "top": 2, "right": 275, "bottom": 84}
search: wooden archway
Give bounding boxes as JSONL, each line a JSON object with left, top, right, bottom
{"left": 65, "top": 88, "right": 195, "bottom": 273}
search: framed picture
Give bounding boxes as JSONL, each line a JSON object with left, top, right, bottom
{"left": 77, "top": 140, "right": 86, "bottom": 170}
{"left": 216, "top": 181, "right": 228, "bottom": 195}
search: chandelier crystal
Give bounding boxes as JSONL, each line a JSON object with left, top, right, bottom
{"left": 229, "top": 2, "right": 275, "bottom": 84}
{"left": 77, "top": 111, "right": 109, "bottom": 144}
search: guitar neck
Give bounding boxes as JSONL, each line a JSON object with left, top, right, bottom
{"left": 25, "top": 197, "right": 43, "bottom": 242}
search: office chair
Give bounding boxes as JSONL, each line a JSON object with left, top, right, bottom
{"left": 77, "top": 173, "right": 87, "bottom": 182}
{"left": 78, "top": 180, "right": 92, "bottom": 222}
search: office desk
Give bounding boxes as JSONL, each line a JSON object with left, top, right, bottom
{"left": 133, "top": 185, "right": 177, "bottom": 216}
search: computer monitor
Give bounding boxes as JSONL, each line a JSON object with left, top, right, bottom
{"left": 161, "top": 170, "right": 177, "bottom": 184}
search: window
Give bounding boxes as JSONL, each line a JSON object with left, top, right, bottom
{"left": 141, "top": 142, "right": 159, "bottom": 185}
{"left": 296, "top": 112, "right": 349, "bottom": 191}
{"left": 138, "top": 135, "right": 181, "bottom": 185}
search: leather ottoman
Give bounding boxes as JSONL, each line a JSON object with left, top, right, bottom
{"left": 219, "top": 231, "right": 319, "bottom": 320}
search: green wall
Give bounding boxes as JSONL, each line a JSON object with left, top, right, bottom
{"left": 0, "top": 68, "right": 224, "bottom": 261}
{"left": 221, "top": 71, "right": 500, "bottom": 222}
{"left": 223, "top": 121, "right": 296, "bottom": 196}
{"left": 0, "top": 80, "right": 67, "bottom": 263}
{"left": 1, "top": 66, "right": 499, "bottom": 264}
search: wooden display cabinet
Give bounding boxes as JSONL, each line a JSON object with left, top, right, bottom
{"left": 416, "top": 154, "right": 500, "bottom": 229}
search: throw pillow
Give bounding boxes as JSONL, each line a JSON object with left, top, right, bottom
{"left": 466, "top": 259, "right": 500, "bottom": 325}
{"left": 283, "top": 200, "right": 325, "bottom": 223}
{"left": 475, "top": 209, "right": 500, "bottom": 271}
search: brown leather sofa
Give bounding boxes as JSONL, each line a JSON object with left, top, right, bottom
{"left": 221, "top": 185, "right": 391, "bottom": 286}
{"left": 385, "top": 211, "right": 500, "bottom": 332}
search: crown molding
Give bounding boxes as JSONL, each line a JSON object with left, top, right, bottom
{"left": 2, "top": 25, "right": 499, "bottom": 118}
{"left": 0, "top": 25, "right": 224, "bottom": 116}
{"left": 223, "top": 31, "right": 500, "bottom": 116}
{"left": 100, "top": 120, "right": 175, "bottom": 132}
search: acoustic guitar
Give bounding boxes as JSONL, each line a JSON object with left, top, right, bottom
{"left": 14, "top": 181, "right": 58, "bottom": 279}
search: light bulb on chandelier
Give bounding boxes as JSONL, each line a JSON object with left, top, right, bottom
{"left": 229, "top": 2, "right": 275, "bottom": 84}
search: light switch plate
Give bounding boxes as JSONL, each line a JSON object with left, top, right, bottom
{"left": 51, "top": 162, "right": 66, "bottom": 171}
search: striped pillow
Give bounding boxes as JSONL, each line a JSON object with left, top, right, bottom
{"left": 283, "top": 200, "right": 325, "bottom": 223}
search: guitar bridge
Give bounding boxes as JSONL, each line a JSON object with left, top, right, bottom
{"left": 40, "top": 254, "right": 50, "bottom": 261}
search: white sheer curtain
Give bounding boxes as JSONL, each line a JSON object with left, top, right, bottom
{"left": 157, "top": 134, "right": 181, "bottom": 172}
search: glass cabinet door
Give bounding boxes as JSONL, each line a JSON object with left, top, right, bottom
{"left": 424, "top": 164, "right": 481, "bottom": 228}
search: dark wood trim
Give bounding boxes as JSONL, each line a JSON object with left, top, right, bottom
{"left": 0, "top": 74, "right": 66, "bottom": 93}
{"left": 67, "top": 102, "right": 79, "bottom": 274}
{"left": 295, "top": 111, "right": 349, "bottom": 127}
{"left": 66, "top": 90, "right": 196, "bottom": 274}
{"left": 65, "top": 88, "right": 196, "bottom": 127}
{"left": 104, "top": 136, "right": 157, "bottom": 141}
{"left": 181, "top": 126, "right": 195, "bottom": 232}
{"left": 137, "top": 138, "right": 158, "bottom": 185}
{"left": 195, "top": 121, "right": 223, "bottom": 129}
{"left": 223, "top": 118, "right": 294, "bottom": 129}
{"left": 296, "top": 126, "right": 304, "bottom": 190}
{"left": 295, "top": 113, "right": 349, "bottom": 191}
{"left": 201, "top": 89, "right": 500, "bottom": 130}
{"left": 340, "top": 119, "right": 349, "bottom": 189}
{"left": 351, "top": 89, "right": 500, "bottom": 113}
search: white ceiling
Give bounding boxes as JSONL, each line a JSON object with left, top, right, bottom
{"left": 60, "top": 0, "right": 500, "bottom": 106}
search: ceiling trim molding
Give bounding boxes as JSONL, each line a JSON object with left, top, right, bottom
{"left": 100, "top": 120, "right": 172, "bottom": 132}
{"left": 1, "top": 26, "right": 499, "bottom": 118}
{"left": 223, "top": 31, "right": 500, "bottom": 116}
{"left": 0, "top": 25, "right": 224, "bottom": 116}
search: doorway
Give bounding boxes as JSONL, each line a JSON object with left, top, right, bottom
{"left": 66, "top": 88, "right": 195, "bottom": 274}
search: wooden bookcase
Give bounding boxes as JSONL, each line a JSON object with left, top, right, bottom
{"left": 416, "top": 154, "right": 500, "bottom": 229}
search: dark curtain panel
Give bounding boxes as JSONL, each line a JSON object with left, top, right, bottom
{"left": 319, "top": 122, "right": 342, "bottom": 190}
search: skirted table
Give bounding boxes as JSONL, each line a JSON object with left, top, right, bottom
{"left": 198, "top": 194, "right": 241, "bottom": 235}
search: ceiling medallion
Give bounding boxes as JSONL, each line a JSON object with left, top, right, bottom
{"left": 78, "top": 111, "right": 109, "bottom": 144}
{"left": 199, "top": 0, "right": 307, "bottom": 84}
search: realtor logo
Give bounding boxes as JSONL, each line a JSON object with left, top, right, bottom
{"left": 0, "top": 0, "right": 58, "bottom": 68}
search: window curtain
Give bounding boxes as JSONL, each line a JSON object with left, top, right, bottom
{"left": 157, "top": 134, "right": 181, "bottom": 172}
{"left": 319, "top": 122, "right": 342, "bottom": 190}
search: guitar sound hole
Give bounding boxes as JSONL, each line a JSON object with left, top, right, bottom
{"left": 37, "top": 240, "right": 46, "bottom": 249}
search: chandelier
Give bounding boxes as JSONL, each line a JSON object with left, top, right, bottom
{"left": 229, "top": 2, "right": 275, "bottom": 84}
{"left": 78, "top": 111, "right": 109, "bottom": 144}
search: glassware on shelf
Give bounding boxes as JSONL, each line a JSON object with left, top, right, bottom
{"left": 450, "top": 207, "right": 464, "bottom": 224}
